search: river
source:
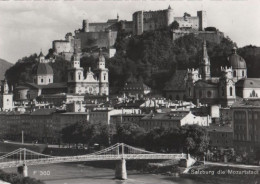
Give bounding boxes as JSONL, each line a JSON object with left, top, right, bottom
{"left": 3, "top": 163, "right": 203, "bottom": 184}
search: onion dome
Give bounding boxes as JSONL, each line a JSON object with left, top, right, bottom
{"left": 228, "top": 47, "right": 246, "bottom": 69}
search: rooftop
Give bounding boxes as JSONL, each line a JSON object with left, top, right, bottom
{"left": 110, "top": 114, "right": 145, "bottom": 117}
{"left": 195, "top": 80, "right": 218, "bottom": 88}
{"left": 236, "top": 78, "right": 260, "bottom": 88}
{"left": 26, "top": 82, "right": 67, "bottom": 89}
{"left": 232, "top": 98, "right": 260, "bottom": 108}
{"left": 32, "top": 63, "right": 53, "bottom": 75}
{"left": 228, "top": 49, "right": 246, "bottom": 69}
{"left": 123, "top": 82, "right": 151, "bottom": 91}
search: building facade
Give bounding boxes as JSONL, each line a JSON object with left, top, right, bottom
{"left": 0, "top": 109, "right": 89, "bottom": 143}
{"left": 89, "top": 107, "right": 141, "bottom": 124}
{"left": 139, "top": 110, "right": 211, "bottom": 131}
{"left": 207, "top": 125, "right": 233, "bottom": 150}
{"left": 231, "top": 101, "right": 260, "bottom": 157}
{"left": 67, "top": 50, "right": 109, "bottom": 96}
{"left": 0, "top": 79, "right": 13, "bottom": 111}
{"left": 165, "top": 41, "right": 237, "bottom": 107}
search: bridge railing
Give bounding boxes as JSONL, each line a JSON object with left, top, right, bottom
{"left": 0, "top": 143, "right": 188, "bottom": 168}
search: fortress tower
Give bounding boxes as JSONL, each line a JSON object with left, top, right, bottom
{"left": 133, "top": 11, "right": 143, "bottom": 35}
{"left": 82, "top": 19, "right": 89, "bottom": 32}
{"left": 166, "top": 5, "right": 174, "bottom": 26}
{"left": 197, "top": 11, "right": 207, "bottom": 31}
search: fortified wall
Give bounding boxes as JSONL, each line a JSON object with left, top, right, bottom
{"left": 172, "top": 30, "right": 224, "bottom": 44}
{"left": 75, "top": 30, "right": 117, "bottom": 51}
{"left": 52, "top": 33, "right": 81, "bottom": 55}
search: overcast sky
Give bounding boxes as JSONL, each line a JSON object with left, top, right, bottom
{"left": 0, "top": 0, "right": 259, "bottom": 63}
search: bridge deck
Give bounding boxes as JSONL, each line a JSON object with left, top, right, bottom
{"left": 0, "top": 154, "right": 187, "bottom": 168}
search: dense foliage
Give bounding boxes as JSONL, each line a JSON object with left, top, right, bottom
{"left": 0, "top": 170, "right": 44, "bottom": 184}
{"left": 5, "top": 29, "right": 260, "bottom": 92}
{"left": 5, "top": 54, "right": 69, "bottom": 86}
{"left": 74, "top": 32, "right": 239, "bottom": 91}
{"left": 61, "top": 122, "right": 208, "bottom": 157}
{"left": 0, "top": 58, "right": 12, "bottom": 81}
{"left": 237, "top": 45, "right": 260, "bottom": 78}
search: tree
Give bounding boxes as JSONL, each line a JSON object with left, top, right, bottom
{"left": 179, "top": 125, "right": 209, "bottom": 156}
{"left": 113, "top": 122, "right": 146, "bottom": 147}
{"left": 170, "top": 21, "right": 179, "bottom": 30}
{"left": 205, "top": 27, "right": 217, "bottom": 32}
{"left": 144, "top": 127, "right": 166, "bottom": 152}
{"left": 184, "top": 12, "right": 191, "bottom": 17}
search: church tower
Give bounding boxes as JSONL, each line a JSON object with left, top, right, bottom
{"left": 186, "top": 68, "right": 200, "bottom": 100}
{"left": 0, "top": 79, "right": 13, "bottom": 111}
{"left": 199, "top": 41, "right": 211, "bottom": 81}
{"left": 67, "top": 50, "right": 84, "bottom": 94}
{"left": 219, "top": 66, "right": 236, "bottom": 106}
{"left": 97, "top": 50, "right": 109, "bottom": 95}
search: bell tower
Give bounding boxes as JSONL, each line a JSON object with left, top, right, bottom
{"left": 97, "top": 49, "right": 109, "bottom": 95}
{"left": 0, "top": 79, "right": 13, "bottom": 111}
{"left": 219, "top": 66, "right": 236, "bottom": 107}
{"left": 67, "top": 50, "right": 84, "bottom": 94}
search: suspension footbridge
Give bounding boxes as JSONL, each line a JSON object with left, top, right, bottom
{"left": 0, "top": 143, "right": 195, "bottom": 180}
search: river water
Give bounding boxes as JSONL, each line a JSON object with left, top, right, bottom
{"left": 3, "top": 163, "right": 203, "bottom": 184}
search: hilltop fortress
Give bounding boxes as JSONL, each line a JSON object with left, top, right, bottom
{"left": 52, "top": 6, "right": 223, "bottom": 60}
{"left": 133, "top": 6, "right": 206, "bottom": 35}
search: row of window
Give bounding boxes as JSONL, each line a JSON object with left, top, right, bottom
{"left": 124, "top": 87, "right": 143, "bottom": 90}
{"left": 233, "top": 70, "right": 245, "bottom": 77}
{"left": 234, "top": 112, "right": 247, "bottom": 120}
{"left": 235, "top": 134, "right": 246, "bottom": 141}
{"left": 36, "top": 78, "right": 51, "bottom": 83}
{"left": 189, "top": 87, "right": 233, "bottom": 98}
{"left": 70, "top": 72, "right": 106, "bottom": 81}
{"left": 210, "top": 140, "right": 230, "bottom": 144}
{"left": 140, "top": 121, "right": 177, "bottom": 128}
{"left": 235, "top": 125, "right": 246, "bottom": 131}
{"left": 234, "top": 111, "right": 260, "bottom": 120}
{"left": 90, "top": 113, "right": 108, "bottom": 118}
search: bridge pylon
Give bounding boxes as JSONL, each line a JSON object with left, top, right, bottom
{"left": 115, "top": 158, "right": 127, "bottom": 180}
{"left": 17, "top": 164, "right": 28, "bottom": 177}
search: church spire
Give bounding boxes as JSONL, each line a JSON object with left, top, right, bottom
{"left": 199, "top": 40, "right": 211, "bottom": 80}
{"left": 72, "top": 40, "right": 80, "bottom": 62}
{"left": 202, "top": 40, "right": 208, "bottom": 58}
